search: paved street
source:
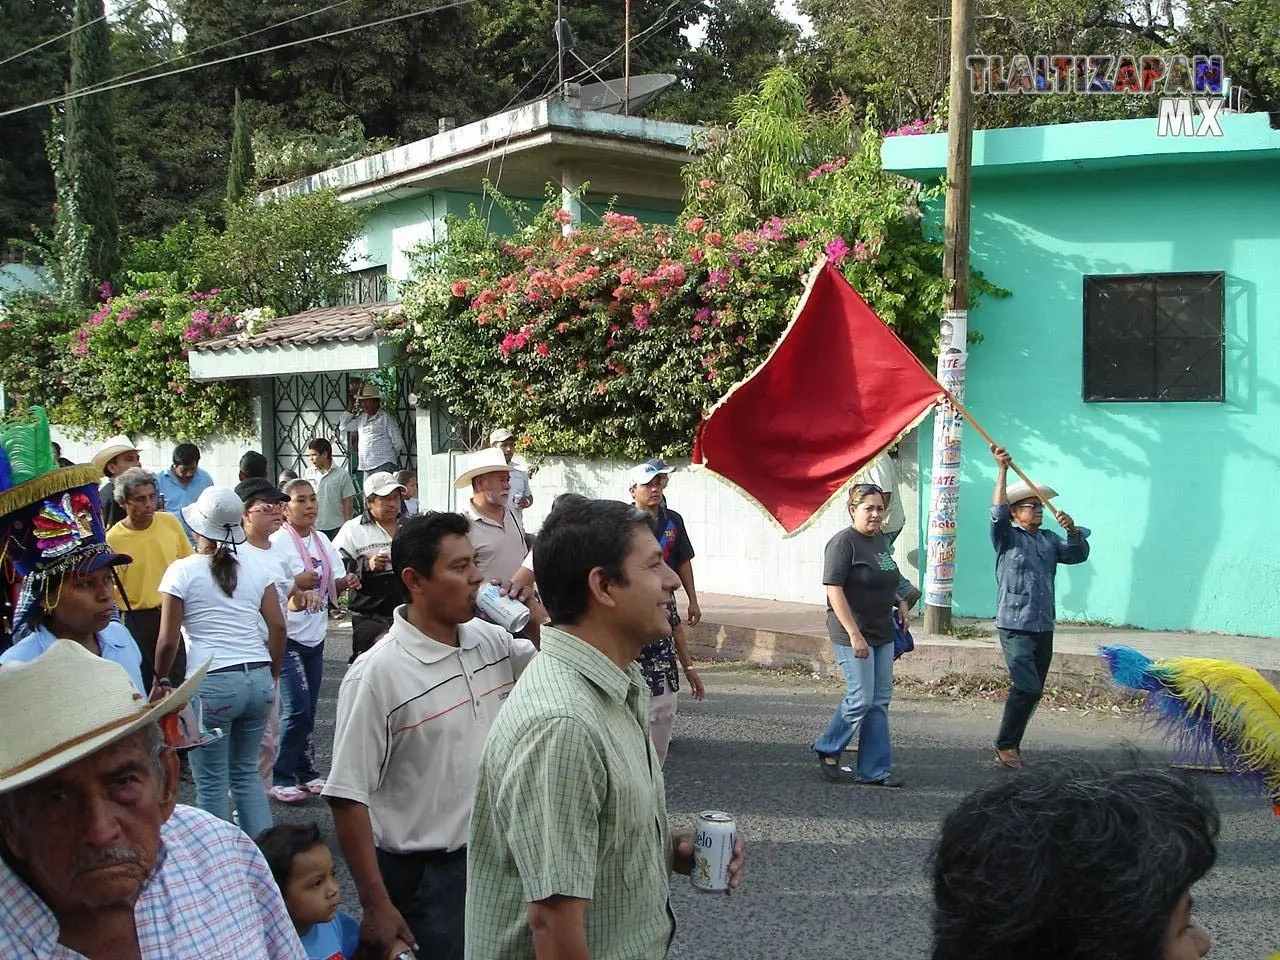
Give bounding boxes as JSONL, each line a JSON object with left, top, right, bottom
{"left": 183, "top": 623, "right": 1280, "bottom": 959}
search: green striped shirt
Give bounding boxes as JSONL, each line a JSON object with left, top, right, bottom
{"left": 466, "top": 626, "right": 676, "bottom": 959}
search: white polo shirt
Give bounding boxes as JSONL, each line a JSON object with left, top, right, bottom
{"left": 322, "top": 606, "right": 536, "bottom": 854}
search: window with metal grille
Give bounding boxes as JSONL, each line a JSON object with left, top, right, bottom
{"left": 1083, "top": 273, "right": 1224, "bottom": 402}
{"left": 338, "top": 265, "right": 389, "bottom": 306}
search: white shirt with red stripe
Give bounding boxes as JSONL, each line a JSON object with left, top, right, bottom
{"left": 322, "top": 605, "right": 536, "bottom": 854}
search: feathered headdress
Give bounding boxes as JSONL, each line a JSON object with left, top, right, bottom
{"left": 1099, "top": 644, "right": 1280, "bottom": 814}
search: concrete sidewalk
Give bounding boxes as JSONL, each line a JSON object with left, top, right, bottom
{"left": 689, "top": 592, "right": 1280, "bottom": 685}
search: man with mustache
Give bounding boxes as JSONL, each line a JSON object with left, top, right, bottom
{"left": 0, "top": 640, "right": 306, "bottom": 958}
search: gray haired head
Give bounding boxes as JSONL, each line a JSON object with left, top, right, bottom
{"left": 113, "top": 466, "right": 159, "bottom": 505}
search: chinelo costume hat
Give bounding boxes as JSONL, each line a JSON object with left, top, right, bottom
{"left": 0, "top": 638, "right": 209, "bottom": 794}
{"left": 0, "top": 408, "right": 131, "bottom": 612}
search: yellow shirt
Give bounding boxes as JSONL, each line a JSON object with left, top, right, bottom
{"left": 106, "top": 512, "right": 194, "bottom": 610}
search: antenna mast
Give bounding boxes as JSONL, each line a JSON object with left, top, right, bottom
{"left": 624, "top": 0, "right": 631, "bottom": 115}
{"left": 557, "top": 0, "right": 565, "bottom": 93}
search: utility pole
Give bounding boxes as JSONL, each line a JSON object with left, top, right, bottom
{"left": 922, "top": 0, "right": 974, "bottom": 636}
{"left": 623, "top": 0, "right": 631, "bottom": 115}
{"left": 557, "top": 0, "right": 564, "bottom": 92}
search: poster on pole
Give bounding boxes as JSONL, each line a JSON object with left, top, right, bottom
{"left": 925, "top": 309, "right": 967, "bottom": 609}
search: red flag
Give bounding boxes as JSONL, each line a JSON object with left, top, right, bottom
{"left": 692, "top": 261, "right": 943, "bottom": 535}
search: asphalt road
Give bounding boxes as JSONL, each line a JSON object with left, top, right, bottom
{"left": 182, "top": 623, "right": 1280, "bottom": 959}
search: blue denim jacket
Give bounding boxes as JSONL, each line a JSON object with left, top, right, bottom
{"left": 990, "top": 504, "right": 1091, "bottom": 633}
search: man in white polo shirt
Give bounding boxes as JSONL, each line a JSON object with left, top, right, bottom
{"left": 323, "top": 512, "right": 536, "bottom": 960}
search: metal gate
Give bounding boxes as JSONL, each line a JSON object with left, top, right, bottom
{"left": 271, "top": 369, "right": 419, "bottom": 479}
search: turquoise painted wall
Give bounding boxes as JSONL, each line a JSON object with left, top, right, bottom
{"left": 932, "top": 160, "right": 1280, "bottom": 637}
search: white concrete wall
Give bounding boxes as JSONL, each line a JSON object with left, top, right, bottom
{"left": 51, "top": 428, "right": 263, "bottom": 490}
{"left": 415, "top": 406, "right": 921, "bottom": 606}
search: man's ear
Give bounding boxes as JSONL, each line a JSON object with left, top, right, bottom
{"left": 158, "top": 748, "right": 180, "bottom": 820}
{"left": 587, "top": 566, "right": 617, "bottom": 610}
{"left": 400, "top": 566, "right": 421, "bottom": 593}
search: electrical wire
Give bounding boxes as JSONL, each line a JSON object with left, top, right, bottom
{"left": 562, "top": 0, "right": 700, "bottom": 87}
{"left": 0, "top": 0, "right": 487, "bottom": 120}
{"left": 75, "top": 0, "right": 363, "bottom": 95}
{"left": 0, "top": 0, "right": 151, "bottom": 69}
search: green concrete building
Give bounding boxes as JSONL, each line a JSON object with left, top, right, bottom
{"left": 882, "top": 113, "right": 1280, "bottom": 638}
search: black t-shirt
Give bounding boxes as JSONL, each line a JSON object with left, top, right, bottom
{"left": 822, "top": 527, "right": 899, "bottom": 647}
{"left": 648, "top": 505, "right": 694, "bottom": 570}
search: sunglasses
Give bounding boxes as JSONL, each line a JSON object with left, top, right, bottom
{"left": 852, "top": 483, "right": 884, "bottom": 494}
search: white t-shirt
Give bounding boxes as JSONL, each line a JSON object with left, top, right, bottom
{"left": 158, "top": 554, "right": 277, "bottom": 672}
{"left": 270, "top": 527, "right": 344, "bottom": 647}
{"left": 239, "top": 539, "right": 298, "bottom": 635}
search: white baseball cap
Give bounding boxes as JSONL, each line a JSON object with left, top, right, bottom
{"left": 364, "top": 471, "right": 407, "bottom": 498}
{"left": 627, "top": 460, "right": 675, "bottom": 489}
{"left": 490, "top": 428, "right": 515, "bottom": 443}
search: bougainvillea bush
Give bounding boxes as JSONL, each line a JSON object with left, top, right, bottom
{"left": 394, "top": 91, "right": 1003, "bottom": 459}
{"left": 53, "top": 285, "right": 259, "bottom": 438}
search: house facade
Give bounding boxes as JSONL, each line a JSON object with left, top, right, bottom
{"left": 882, "top": 112, "right": 1280, "bottom": 638}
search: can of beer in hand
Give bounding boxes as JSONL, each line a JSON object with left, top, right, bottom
{"left": 690, "top": 810, "right": 736, "bottom": 892}
{"left": 475, "top": 582, "right": 531, "bottom": 634}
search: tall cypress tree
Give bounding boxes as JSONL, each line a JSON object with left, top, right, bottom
{"left": 65, "top": 0, "right": 118, "bottom": 294}
{"left": 226, "top": 88, "right": 254, "bottom": 204}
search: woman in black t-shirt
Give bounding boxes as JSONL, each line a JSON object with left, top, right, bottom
{"left": 810, "top": 483, "right": 910, "bottom": 787}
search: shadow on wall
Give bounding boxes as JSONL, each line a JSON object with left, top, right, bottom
{"left": 956, "top": 164, "right": 1280, "bottom": 635}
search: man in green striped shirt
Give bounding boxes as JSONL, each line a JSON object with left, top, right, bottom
{"left": 466, "top": 497, "right": 745, "bottom": 959}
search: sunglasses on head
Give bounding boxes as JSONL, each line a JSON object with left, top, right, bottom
{"left": 853, "top": 483, "right": 883, "bottom": 494}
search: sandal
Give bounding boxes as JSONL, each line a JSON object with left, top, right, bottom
{"left": 817, "top": 752, "right": 854, "bottom": 782}
{"left": 268, "top": 785, "right": 311, "bottom": 805}
{"left": 994, "top": 748, "right": 1023, "bottom": 770}
{"left": 303, "top": 777, "right": 327, "bottom": 795}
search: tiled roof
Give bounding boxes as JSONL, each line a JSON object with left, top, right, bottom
{"left": 192, "top": 301, "right": 401, "bottom": 352}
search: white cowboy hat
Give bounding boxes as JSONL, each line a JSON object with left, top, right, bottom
{"left": 354, "top": 383, "right": 382, "bottom": 401}
{"left": 182, "top": 487, "right": 247, "bottom": 545}
{"left": 453, "top": 447, "right": 511, "bottom": 489}
{"left": 0, "top": 639, "right": 210, "bottom": 794}
{"left": 92, "top": 434, "right": 139, "bottom": 472}
{"left": 1006, "top": 481, "right": 1058, "bottom": 505}
{"left": 363, "top": 471, "right": 407, "bottom": 498}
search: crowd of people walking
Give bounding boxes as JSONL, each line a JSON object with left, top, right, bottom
{"left": 0, "top": 405, "right": 1218, "bottom": 960}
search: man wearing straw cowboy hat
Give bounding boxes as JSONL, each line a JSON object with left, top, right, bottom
{"left": 92, "top": 434, "right": 141, "bottom": 530}
{"left": 339, "top": 382, "right": 406, "bottom": 478}
{"left": 0, "top": 641, "right": 306, "bottom": 958}
{"left": 989, "top": 445, "right": 1091, "bottom": 770}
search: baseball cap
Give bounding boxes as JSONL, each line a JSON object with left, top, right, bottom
{"left": 364, "top": 471, "right": 407, "bottom": 498}
{"left": 490, "top": 428, "right": 515, "bottom": 443}
{"left": 627, "top": 460, "right": 676, "bottom": 489}
{"left": 234, "top": 477, "right": 288, "bottom": 505}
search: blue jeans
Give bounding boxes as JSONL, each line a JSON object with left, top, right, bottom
{"left": 274, "top": 640, "right": 325, "bottom": 787}
{"left": 996, "top": 629, "right": 1054, "bottom": 750}
{"left": 812, "top": 640, "right": 895, "bottom": 781}
{"left": 189, "top": 664, "right": 275, "bottom": 840}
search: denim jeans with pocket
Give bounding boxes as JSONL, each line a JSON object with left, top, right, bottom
{"left": 995, "top": 629, "right": 1054, "bottom": 750}
{"left": 189, "top": 664, "right": 275, "bottom": 840}
{"left": 274, "top": 640, "right": 325, "bottom": 787}
{"left": 812, "top": 639, "right": 895, "bottom": 781}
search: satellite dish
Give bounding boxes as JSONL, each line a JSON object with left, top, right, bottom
{"left": 575, "top": 74, "right": 677, "bottom": 115}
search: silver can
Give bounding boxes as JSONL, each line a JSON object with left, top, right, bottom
{"left": 690, "top": 810, "right": 736, "bottom": 892}
{"left": 475, "top": 582, "right": 531, "bottom": 634}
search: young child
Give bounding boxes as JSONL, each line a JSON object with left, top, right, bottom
{"left": 257, "top": 823, "right": 360, "bottom": 960}
{"left": 395, "top": 469, "right": 419, "bottom": 515}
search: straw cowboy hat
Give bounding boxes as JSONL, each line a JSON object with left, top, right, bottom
{"left": 91, "top": 434, "right": 139, "bottom": 472}
{"left": 354, "top": 383, "right": 382, "bottom": 401}
{"left": 453, "top": 447, "right": 511, "bottom": 489}
{"left": 1006, "top": 481, "right": 1058, "bottom": 506}
{"left": 0, "top": 639, "right": 209, "bottom": 794}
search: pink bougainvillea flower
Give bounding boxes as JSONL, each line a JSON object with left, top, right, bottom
{"left": 825, "top": 236, "right": 850, "bottom": 265}
{"left": 684, "top": 217, "right": 706, "bottom": 234}
{"left": 694, "top": 307, "right": 712, "bottom": 323}
{"left": 708, "top": 269, "right": 731, "bottom": 287}
{"left": 705, "top": 231, "right": 723, "bottom": 247}
{"left": 451, "top": 280, "right": 470, "bottom": 297}
{"left": 536, "top": 342, "right": 550, "bottom": 356}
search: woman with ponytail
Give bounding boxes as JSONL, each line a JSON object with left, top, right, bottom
{"left": 155, "top": 487, "right": 286, "bottom": 839}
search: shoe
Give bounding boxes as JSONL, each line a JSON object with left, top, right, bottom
{"left": 816, "top": 752, "right": 854, "bottom": 782}
{"left": 268, "top": 785, "right": 311, "bottom": 805}
{"left": 303, "top": 777, "right": 326, "bottom": 795}
{"left": 995, "top": 748, "right": 1023, "bottom": 769}
{"left": 855, "top": 776, "right": 904, "bottom": 788}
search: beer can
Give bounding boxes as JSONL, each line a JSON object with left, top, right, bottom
{"left": 690, "top": 810, "right": 736, "bottom": 892}
{"left": 475, "top": 582, "right": 530, "bottom": 634}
